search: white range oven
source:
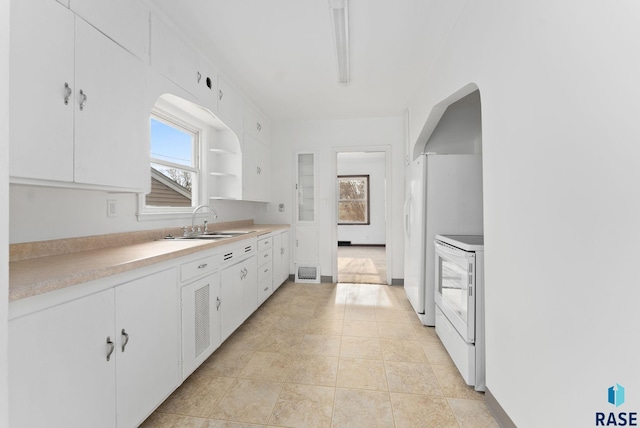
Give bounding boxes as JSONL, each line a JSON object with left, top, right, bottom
{"left": 434, "top": 234, "right": 485, "bottom": 391}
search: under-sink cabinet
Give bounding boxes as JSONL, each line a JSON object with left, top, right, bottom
{"left": 180, "top": 251, "right": 222, "bottom": 379}
{"left": 9, "top": 268, "right": 180, "bottom": 428}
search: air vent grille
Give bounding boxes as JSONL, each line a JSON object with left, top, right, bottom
{"left": 295, "top": 264, "right": 320, "bottom": 283}
{"left": 194, "top": 284, "right": 210, "bottom": 357}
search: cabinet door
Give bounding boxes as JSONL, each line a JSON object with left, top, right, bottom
{"left": 217, "top": 76, "right": 244, "bottom": 141}
{"left": 115, "top": 268, "right": 180, "bottom": 428}
{"left": 9, "top": 0, "right": 75, "bottom": 182}
{"left": 242, "top": 133, "right": 270, "bottom": 202}
{"left": 9, "top": 289, "right": 116, "bottom": 428}
{"left": 241, "top": 255, "right": 258, "bottom": 319}
{"left": 74, "top": 18, "right": 148, "bottom": 191}
{"left": 220, "top": 263, "right": 245, "bottom": 340}
{"left": 244, "top": 104, "right": 271, "bottom": 146}
{"left": 69, "top": 0, "right": 149, "bottom": 59}
{"left": 280, "top": 230, "right": 290, "bottom": 286}
{"left": 182, "top": 272, "right": 221, "bottom": 379}
{"left": 150, "top": 15, "right": 211, "bottom": 102}
{"left": 272, "top": 233, "right": 282, "bottom": 289}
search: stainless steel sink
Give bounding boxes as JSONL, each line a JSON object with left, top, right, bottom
{"left": 165, "top": 230, "right": 256, "bottom": 240}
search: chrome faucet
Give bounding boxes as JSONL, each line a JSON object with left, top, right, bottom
{"left": 190, "top": 204, "right": 218, "bottom": 236}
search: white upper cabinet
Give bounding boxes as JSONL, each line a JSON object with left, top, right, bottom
{"left": 9, "top": 0, "right": 148, "bottom": 192}
{"left": 9, "top": 0, "right": 75, "bottom": 182}
{"left": 150, "top": 15, "right": 217, "bottom": 113}
{"left": 69, "top": 0, "right": 149, "bottom": 60}
{"left": 217, "top": 76, "right": 244, "bottom": 143}
{"left": 242, "top": 133, "right": 271, "bottom": 202}
{"left": 244, "top": 103, "right": 271, "bottom": 147}
{"left": 74, "top": 18, "right": 147, "bottom": 190}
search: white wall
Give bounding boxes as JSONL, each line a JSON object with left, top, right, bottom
{"left": 337, "top": 152, "right": 386, "bottom": 245}
{"left": 424, "top": 90, "right": 481, "bottom": 155}
{"left": 409, "top": 1, "right": 640, "bottom": 425}
{"left": 9, "top": 185, "right": 266, "bottom": 243}
{"left": 258, "top": 117, "right": 405, "bottom": 281}
{"left": 0, "top": 0, "right": 10, "bottom": 422}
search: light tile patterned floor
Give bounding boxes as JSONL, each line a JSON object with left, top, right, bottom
{"left": 140, "top": 282, "right": 498, "bottom": 428}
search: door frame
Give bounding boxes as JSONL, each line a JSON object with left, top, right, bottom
{"left": 331, "top": 145, "right": 392, "bottom": 284}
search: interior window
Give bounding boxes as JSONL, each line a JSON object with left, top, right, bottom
{"left": 146, "top": 115, "right": 199, "bottom": 208}
{"left": 338, "top": 175, "right": 370, "bottom": 225}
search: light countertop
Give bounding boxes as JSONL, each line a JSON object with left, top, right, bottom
{"left": 9, "top": 223, "right": 289, "bottom": 302}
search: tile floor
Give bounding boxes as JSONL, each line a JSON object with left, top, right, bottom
{"left": 140, "top": 282, "right": 498, "bottom": 428}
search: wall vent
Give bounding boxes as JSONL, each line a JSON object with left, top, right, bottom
{"left": 194, "top": 284, "right": 210, "bottom": 358}
{"left": 295, "top": 264, "right": 320, "bottom": 283}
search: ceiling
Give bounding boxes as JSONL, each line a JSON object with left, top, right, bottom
{"left": 147, "top": 0, "right": 466, "bottom": 121}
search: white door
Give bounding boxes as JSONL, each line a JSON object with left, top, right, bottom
{"left": 9, "top": 0, "right": 75, "bottom": 182}
{"left": 115, "top": 269, "right": 181, "bottom": 428}
{"left": 74, "top": 18, "right": 147, "bottom": 191}
{"left": 9, "top": 289, "right": 116, "bottom": 428}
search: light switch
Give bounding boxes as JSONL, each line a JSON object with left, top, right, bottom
{"left": 107, "top": 199, "right": 117, "bottom": 218}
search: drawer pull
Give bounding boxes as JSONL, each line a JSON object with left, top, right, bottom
{"left": 264, "top": 286, "right": 269, "bottom": 291}
{"left": 121, "top": 329, "right": 129, "bottom": 352}
{"left": 197, "top": 263, "right": 208, "bottom": 269}
{"left": 106, "top": 336, "right": 114, "bottom": 362}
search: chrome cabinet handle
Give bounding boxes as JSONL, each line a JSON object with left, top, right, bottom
{"left": 264, "top": 286, "right": 269, "bottom": 292}
{"left": 264, "top": 253, "right": 268, "bottom": 259}
{"left": 218, "top": 89, "right": 223, "bottom": 100}
{"left": 216, "top": 296, "right": 221, "bottom": 310}
{"left": 64, "top": 82, "right": 72, "bottom": 105}
{"left": 197, "top": 71, "right": 202, "bottom": 83}
{"left": 121, "top": 329, "right": 129, "bottom": 352}
{"left": 79, "top": 89, "right": 87, "bottom": 111}
{"left": 106, "top": 336, "right": 114, "bottom": 362}
{"left": 256, "top": 122, "right": 262, "bottom": 132}
{"left": 198, "top": 263, "right": 208, "bottom": 269}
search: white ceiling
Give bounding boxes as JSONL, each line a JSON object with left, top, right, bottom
{"left": 147, "top": 0, "right": 466, "bottom": 121}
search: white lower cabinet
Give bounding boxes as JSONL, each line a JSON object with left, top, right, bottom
{"left": 114, "top": 269, "right": 181, "bottom": 428}
{"left": 9, "top": 268, "right": 180, "bottom": 428}
{"left": 9, "top": 288, "right": 117, "bottom": 428}
{"left": 274, "top": 230, "right": 290, "bottom": 289}
{"left": 181, "top": 272, "right": 221, "bottom": 379}
{"left": 220, "top": 254, "right": 257, "bottom": 340}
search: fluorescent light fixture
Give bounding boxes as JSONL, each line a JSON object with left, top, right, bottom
{"left": 329, "top": 0, "right": 350, "bottom": 85}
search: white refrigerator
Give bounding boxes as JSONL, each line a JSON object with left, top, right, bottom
{"left": 403, "top": 153, "right": 484, "bottom": 326}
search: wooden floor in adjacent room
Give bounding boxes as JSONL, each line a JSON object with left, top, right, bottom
{"left": 337, "top": 245, "right": 387, "bottom": 284}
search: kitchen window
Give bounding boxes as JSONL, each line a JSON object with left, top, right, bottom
{"left": 338, "top": 175, "right": 370, "bottom": 225}
{"left": 138, "top": 106, "right": 204, "bottom": 219}
{"left": 147, "top": 115, "right": 198, "bottom": 208}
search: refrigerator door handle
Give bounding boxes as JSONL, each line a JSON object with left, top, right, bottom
{"left": 404, "top": 196, "right": 411, "bottom": 238}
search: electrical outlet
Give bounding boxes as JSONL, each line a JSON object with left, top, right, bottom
{"left": 107, "top": 199, "right": 117, "bottom": 218}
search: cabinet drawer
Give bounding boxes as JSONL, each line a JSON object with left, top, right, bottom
{"left": 258, "top": 248, "right": 273, "bottom": 266}
{"left": 258, "top": 236, "right": 273, "bottom": 252}
{"left": 258, "top": 263, "right": 272, "bottom": 284}
{"left": 181, "top": 254, "right": 219, "bottom": 282}
{"left": 258, "top": 279, "right": 272, "bottom": 306}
